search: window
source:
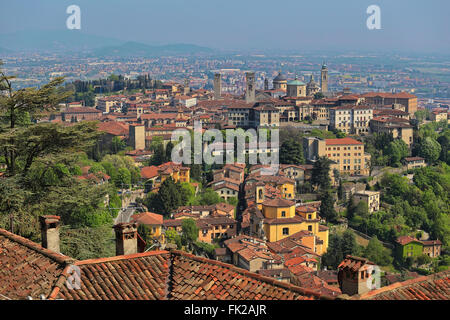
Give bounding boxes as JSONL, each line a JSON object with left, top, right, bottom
{"left": 281, "top": 211, "right": 286, "bottom": 217}
{"left": 308, "top": 225, "right": 313, "bottom": 232}
{"left": 282, "top": 228, "right": 289, "bottom": 235}
{"left": 308, "top": 214, "right": 312, "bottom": 220}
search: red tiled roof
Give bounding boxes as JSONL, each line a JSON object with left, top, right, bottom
{"left": 359, "top": 270, "right": 450, "bottom": 300}
{"left": 51, "top": 251, "right": 170, "bottom": 300}
{"left": 338, "top": 255, "right": 375, "bottom": 272}
{"left": 131, "top": 211, "right": 163, "bottom": 225}
{"left": 140, "top": 166, "right": 159, "bottom": 179}
{"left": 396, "top": 235, "right": 421, "bottom": 246}
{"left": 97, "top": 121, "right": 129, "bottom": 136}
{"left": 0, "top": 228, "right": 73, "bottom": 300}
{"left": 49, "top": 250, "right": 333, "bottom": 300}
{"left": 325, "top": 138, "right": 363, "bottom": 145}
{"left": 262, "top": 198, "right": 295, "bottom": 207}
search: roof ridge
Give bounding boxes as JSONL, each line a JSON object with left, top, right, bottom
{"left": 169, "top": 249, "right": 334, "bottom": 300}
{"left": 0, "top": 227, "right": 73, "bottom": 265}
{"left": 75, "top": 250, "right": 170, "bottom": 266}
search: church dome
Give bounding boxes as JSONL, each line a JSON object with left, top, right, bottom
{"left": 287, "top": 77, "right": 305, "bottom": 86}
{"left": 273, "top": 72, "right": 287, "bottom": 82}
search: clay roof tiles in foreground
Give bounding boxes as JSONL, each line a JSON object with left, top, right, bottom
{"left": 358, "top": 270, "right": 450, "bottom": 300}
{"left": 0, "top": 228, "right": 73, "bottom": 300}
{"left": 48, "top": 250, "right": 332, "bottom": 300}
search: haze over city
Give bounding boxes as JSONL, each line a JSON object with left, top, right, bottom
{"left": 1, "top": 0, "right": 450, "bottom": 54}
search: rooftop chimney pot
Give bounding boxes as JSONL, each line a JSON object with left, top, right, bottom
{"left": 39, "top": 215, "right": 61, "bottom": 253}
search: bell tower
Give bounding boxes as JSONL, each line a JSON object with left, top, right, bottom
{"left": 213, "top": 73, "right": 221, "bottom": 100}
{"left": 320, "top": 62, "right": 328, "bottom": 94}
{"left": 245, "top": 71, "right": 256, "bottom": 103}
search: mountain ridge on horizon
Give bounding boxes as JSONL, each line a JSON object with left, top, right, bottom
{"left": 0, "top": 29, "right": 214, "bottom": 56}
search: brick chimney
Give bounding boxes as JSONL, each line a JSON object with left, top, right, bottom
{"left": 39, "top": 215, "right": 61, "bottom": 253}
{"left": 113, "top": 222, "right": 138, "bottom": 256}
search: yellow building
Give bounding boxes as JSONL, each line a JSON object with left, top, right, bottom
{"left": 324, "top": 138, "right": 370, "bottom": 176}
{"left": 261, "top": 199, "right": 328, "bottom": 254}
{"left": 131, "top": 211, "right": 164, "bottom": 239}
{"left": 140, "top": 161, "right": 190, "bottom": 192}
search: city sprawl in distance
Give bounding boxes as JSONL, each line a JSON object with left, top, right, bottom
{"left": 0, "top": 0, "right": 449, "bottom": 304}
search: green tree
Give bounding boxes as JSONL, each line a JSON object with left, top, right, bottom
{"left": 417, "top": 137, "right": 442, "bottom": 164}
{"left": 0, "top": 63, "right": 109, "bottom": 236}
{"left": 165, "top": 141, "right": 174, "bottom": 163}
{"left": 181, "top": 218, "right": 199, "bottom": 250}
{"left": 311, "top": 156, "right": 332, "bottom": 190}
{"left": 115, "top": 167, "right": 131, "bottom": 188}
{"left": 279, "top": 138, "right": 305, "bottom": 165}
{"left": 319, "top": 189, "right": 337, "bottom": 223}
{"left": 363, "top": 236, "right": 393, "bottom": 266}
{"left": 145, "top": 177, "right": 184, "bottom": 215}
{"left": 321, "top": 234, "right": 344, "bottom": 269}
{"left": 342, "top": 230, "right": 359, "bottom": 257}
{"left": 165, "top": 228, "right": 182, "bottom": 249}
{"left": 314, "top": 92, "right": 324, "bottom": 99}
{"left": 385, "top": 139, "right": 409, "bottom": 166}
{"left": 198, "top": 188, "right": 224, "bottom": 205}
{"left": 60, "top": 225, "right": 115, "bottom": 260}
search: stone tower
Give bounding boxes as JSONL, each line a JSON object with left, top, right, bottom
{"left": 245, "top": 71, "right": 256, "bottom": 103}
{"left": 183, "top": 78, "right": 190, "bottom": 95}
{"left": 129, "top": 124, "right": 146, "bottom": 150}
{"left": 320, "top": 63, "right": 328, "bottom": 93}
{"left": 213, "top": 73, "right": 221, "bottom": 100}
{"left": 264, "top": 78, "right": 269, "bottom": 91}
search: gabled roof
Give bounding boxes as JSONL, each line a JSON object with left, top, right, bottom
{"left": 131, "top": 211, "right": 163, "bottom": 226}
{"left": 0, "top": 228, "right": 73, "bottom": 300}
{"left": 140, "top": 166, "right": 159, "bottom": 179}
{"left": 396, "top": 236, "right": 423, "bottom": 246}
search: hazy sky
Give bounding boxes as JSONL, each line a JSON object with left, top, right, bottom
{"left": 1, "top": 0, "right": 449, "bottom": 53}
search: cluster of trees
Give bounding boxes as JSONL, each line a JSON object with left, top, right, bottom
{"left": 310, "top": 157, "right": 338, "bottom": 223}
{"left": 322, "top": 230, "right": 393, "bottom": 269}
{"left": 87, "top": 154, "right": 141, "bottom": 189}
{"left": 147, "top": 137, "right": 174, "bottom": 166}
{"left": 0, "top": 63, "right": 120, "bottom": 247}
{"left": 144, "top": 177, "right": 235, "bottom": 216}
{"left": 413, "top": 121, "right": 448, "bottom": 164}
{"left": 279, "top": 138, "right": 305, "bottom": 165}
{"left": 64, "top": 74, "right": 164, "bottom": 106}
{"left": 365, "top": 133, "right": 409, "bottom": 167}
{"left": 346, "top": 165, "right": 449, "bottom": 259}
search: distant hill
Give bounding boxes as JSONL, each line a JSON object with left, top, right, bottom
{"left": 0, "top": 30, "right": 214, "bottom": 56}
{"left": 0, "top": 30, "right": 124, "bottom": 52}
{"left": 92, "top": 41, "right": 214, "bottom": 57}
